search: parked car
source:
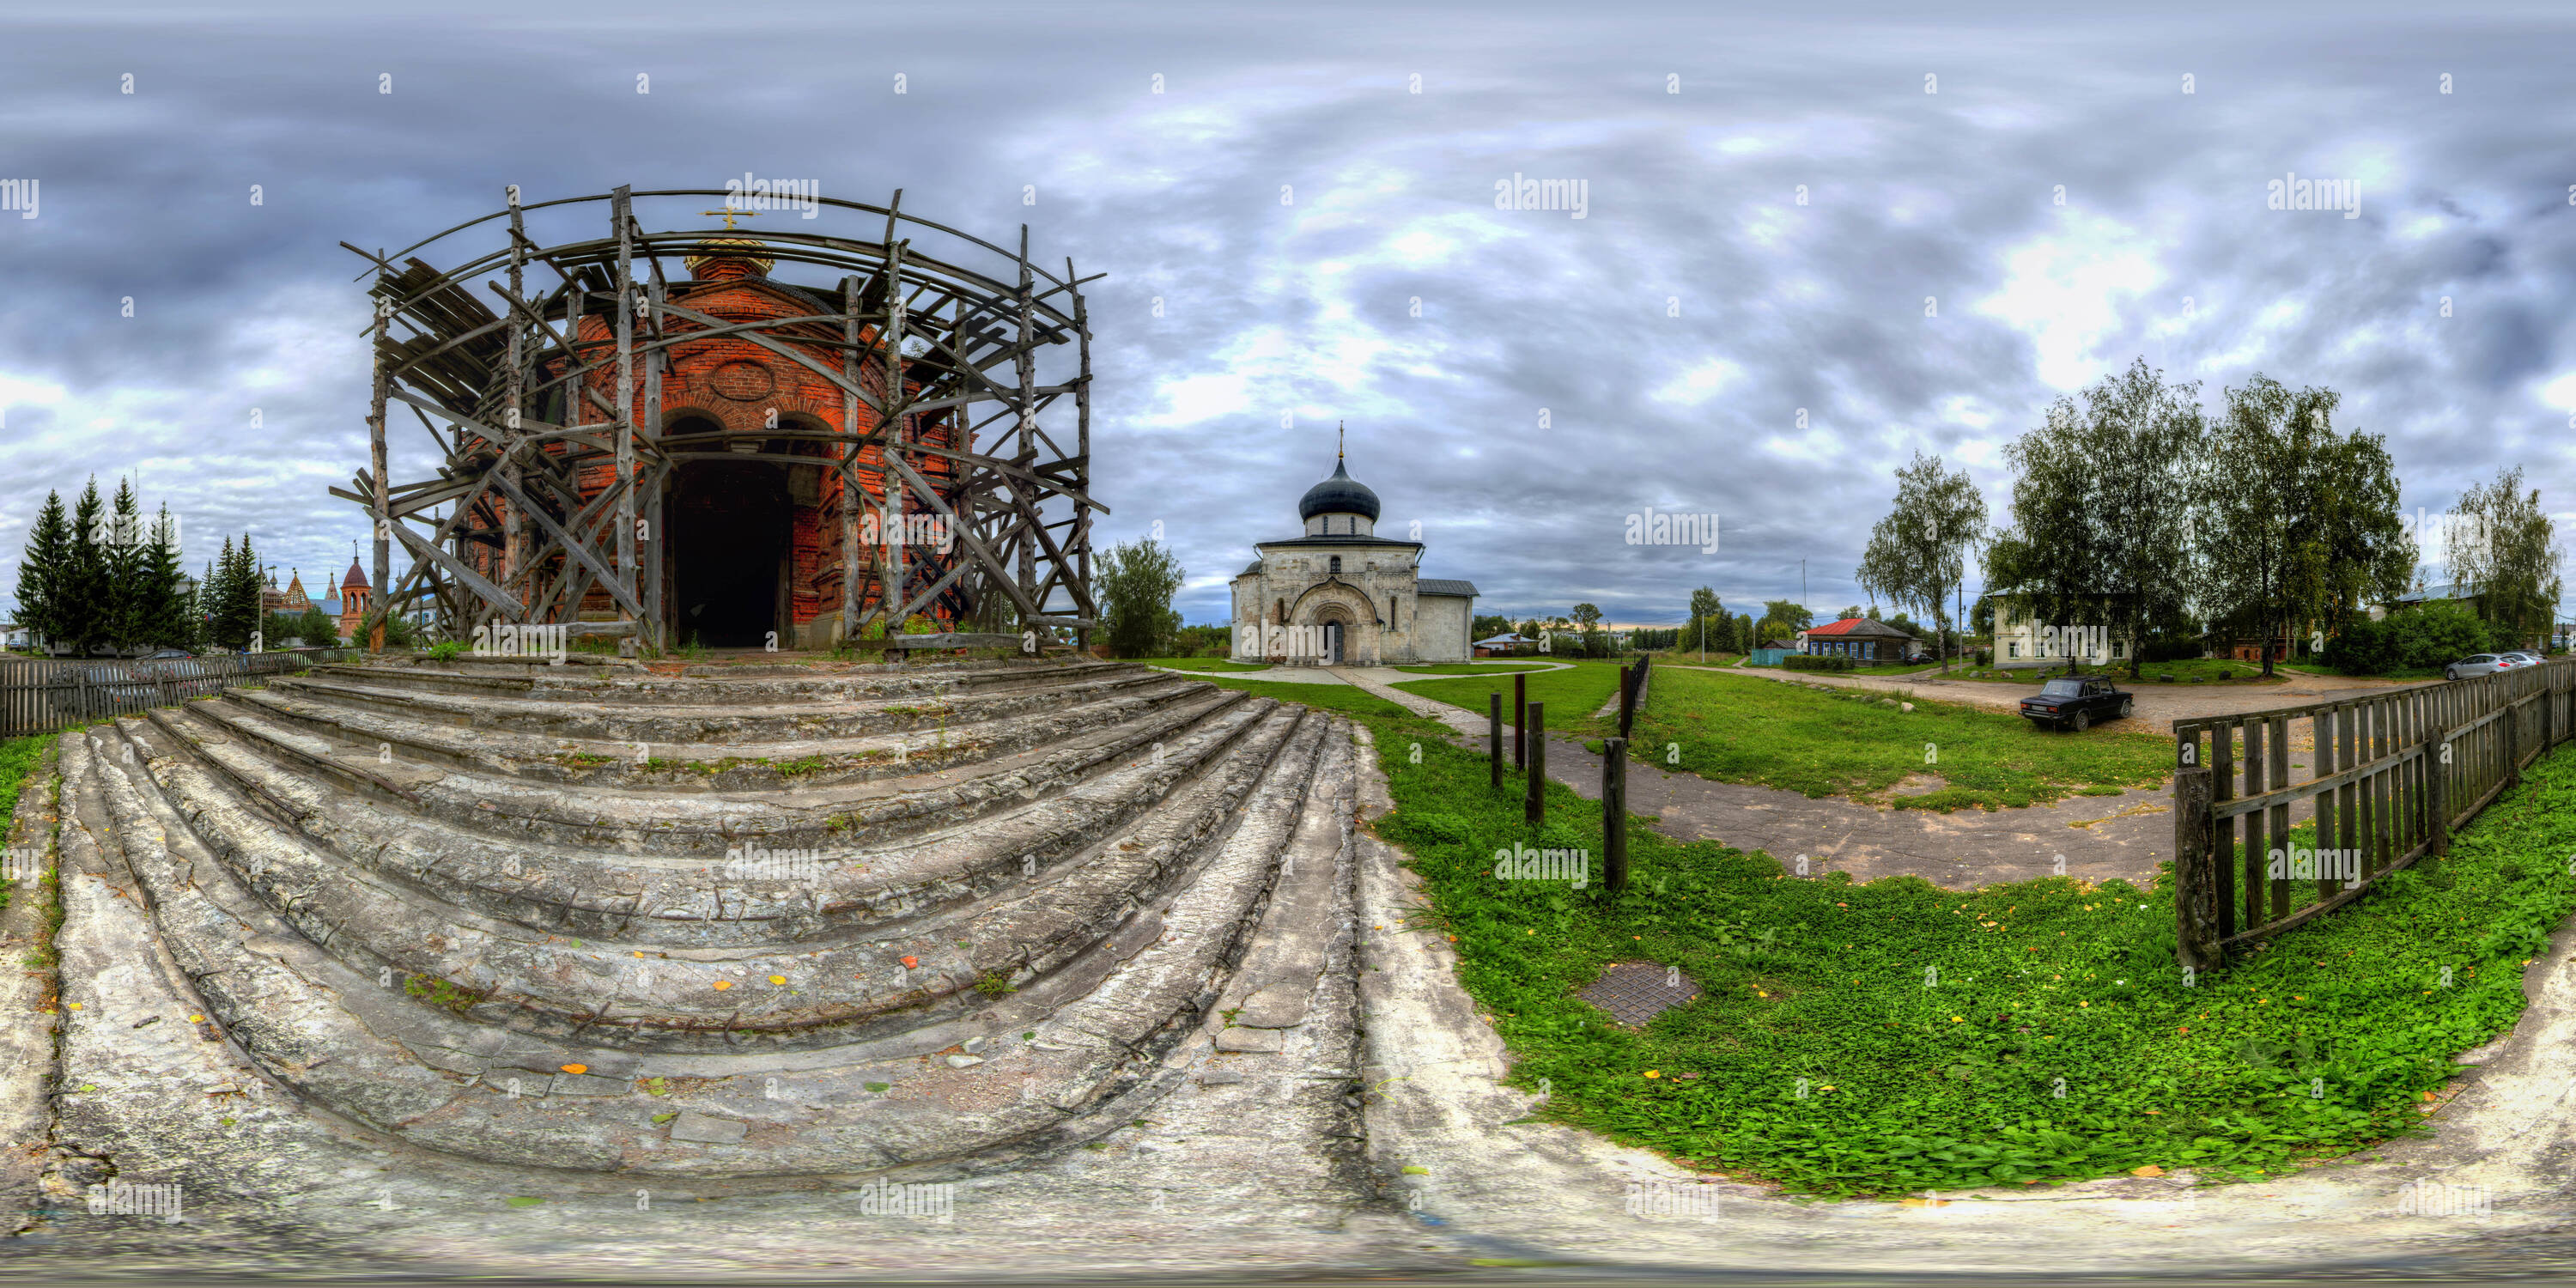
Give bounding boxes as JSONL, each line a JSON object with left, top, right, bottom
{"left": 2501, "top": 651, "right": 2544, "bottom": 667}
{"left": 137, "top": 648, "right": 194, "bottom": 661}
{"left": 2019, "top": 675, "right": 2133, "bottom": 732}
{"left": 2445, "top": 654, "right": 2513, "bottom": 680}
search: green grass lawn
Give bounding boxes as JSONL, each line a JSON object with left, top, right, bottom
{"left": 1394, "top": 662, "right": 1560, "bottom": 676}
{"left": 1367, "top": 698, "right": 2576, "bottom": 1198}
{"left": 0, "top": 734, "right": 54, "bottom": 910}
{"left": 1138, "top": 657, "right": 1271, "bottom": 672}
{"left": 1629, "top": 667, "right": 2170, "bottom": 811}
{"left": 1391, "top": 659, "right": 1632, "bottom": 732}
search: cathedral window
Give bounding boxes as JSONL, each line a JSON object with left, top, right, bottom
{"left": 1329, "top": 556, "right": 1341, "bottom": 574}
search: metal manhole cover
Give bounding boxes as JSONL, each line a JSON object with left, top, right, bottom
{"left": 1577, "top": 960, "right": 1700, "bottom": 1027}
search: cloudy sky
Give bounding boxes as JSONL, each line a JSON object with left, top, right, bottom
{"left": 3, "top": 0, "right": 2571, "bottom": 630}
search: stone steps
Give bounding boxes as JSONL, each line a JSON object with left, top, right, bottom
{"left": 154, "top": 676, "right": 1254, "bottom": 852}
{"left": 266, "top": 664, "right": 1182, "bottom": 746}
{"left": 228, "top": 671, "right": 1207, "bottom": 791}
{"left": 109, "top": 702, "right": 1315, "bottom": 1049}
{"left": 43, "top": 657, "right": 1366, "bottom": 1181}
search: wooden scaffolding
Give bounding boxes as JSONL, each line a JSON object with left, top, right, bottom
{"left": 333, "top": 185, "right": 1103, "bottom": 654}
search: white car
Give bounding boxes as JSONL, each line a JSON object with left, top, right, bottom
{"left": 2445, "top": 653, "right": 2512, "bottom": 680}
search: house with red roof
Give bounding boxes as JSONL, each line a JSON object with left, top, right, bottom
{"left": 1795, "top": 616, "right": 1920, "bottom": 662}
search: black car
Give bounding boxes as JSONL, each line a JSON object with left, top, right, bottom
{"left": 2020, "top": 675, "right": 2133, "bottom": 731}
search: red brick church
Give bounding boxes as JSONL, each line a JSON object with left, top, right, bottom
{"left": 470, "top": 234, "right": 969, "bottom": 648}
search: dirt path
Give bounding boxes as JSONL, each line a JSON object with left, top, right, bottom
{"left": 1335, "top": 665, "right": 2170, "bottom": 890}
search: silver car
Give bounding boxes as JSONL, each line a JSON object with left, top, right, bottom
{"left": 2445, "top": 653, "right": 2510, "bottom": 680}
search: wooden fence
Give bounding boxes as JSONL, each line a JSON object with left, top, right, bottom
{"left": 2171, "top": 659, "right": 2576, "bottom": 969}
{"left": 0, "top": 650, "right": 356, "bottom": 740}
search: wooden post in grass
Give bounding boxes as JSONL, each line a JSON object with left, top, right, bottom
{"left": 1513, "top": 672, "right": 1528, "bottom": 770}
{"left": 1618, "top": 665, "right": 1632, "bottom": 737}
{"left": 1488, "top": 693, "right": 1503, "bottom": 789}
{"left": 1602, "top": 736, "right": 1628, "bottom": 894}
{"left": 1525, "top": 702, "right": 1546, "bottom": 826}
{"left": 2172, "top": 765, "right": 2218, "bottom": 973}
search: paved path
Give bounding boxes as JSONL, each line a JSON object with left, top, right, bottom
{"left": 1333, "top": 665, "right": 2170, "bottom": 890}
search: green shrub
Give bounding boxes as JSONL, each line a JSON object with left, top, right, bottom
{"left": 1783, "top": 654, "right": 1857, "bottom": 672}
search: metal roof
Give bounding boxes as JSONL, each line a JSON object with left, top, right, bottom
{"left": 1417, "top": 579, "right": 1479, "bottom": 597}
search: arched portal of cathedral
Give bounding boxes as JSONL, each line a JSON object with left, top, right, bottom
{"left": 1230, "top": 434, "right": 1482, "bottom": 665}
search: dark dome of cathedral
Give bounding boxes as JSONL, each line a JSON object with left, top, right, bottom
{"left": 1297, "top": 458, "right": 1380, "bottom": 522}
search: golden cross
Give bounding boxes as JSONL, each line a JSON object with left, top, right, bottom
{"left": 700, "top": 208, "right": 762, "bottom": 231}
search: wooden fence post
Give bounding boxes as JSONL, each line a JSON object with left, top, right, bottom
{"left": 1488, "top": 693, "right": 1503, "bottom": 790}
{"left": 1618, "top": 665, "right": 1633, "bottom": 739}
{"left": 1603, "top": 736, "right": 1628, "bottom": 895}
{"left": 1513, "top": 673, "right": 1527, "bottom": 771}
{"left": 1525, "top": 702, "right": 1546, "bottom": 826}
{"left": 2506, "top": 700, "right": 2522, "bottom": 788}
{"left": 2429, "top": 726, "right": 2451, "bottom": 857}
{"left": 2172, "top": 765, "right": 2218, "bottom": 973}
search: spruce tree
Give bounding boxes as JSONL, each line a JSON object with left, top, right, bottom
{"left": 230, "top": 535, "right": 266, "bottom": 650}
{"left": 12, "top": 489, "right": 70, "bottom": 653}
{"left": 60, "top": 478, "right": 110, "bottom": 656}
{"left": 106, "top": 478, "right": 145, "bottom": 653}
{"left": 134, "top": 505, "right": 189, "bottom": 650}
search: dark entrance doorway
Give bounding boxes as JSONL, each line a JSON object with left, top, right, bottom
{"left": 1325, "top": 621, "right": 1343, "bottom": 665}
{"left": 669, "top": 459, "right": 791, "bottom": 648}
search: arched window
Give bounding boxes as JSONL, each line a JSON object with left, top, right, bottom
{"left": 1329, "top": 556, "right": 1341, "bottom": 574}
{"left": 1274, "top": 599, "right": 1285, "bottom": 624}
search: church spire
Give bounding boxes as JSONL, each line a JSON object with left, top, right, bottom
{"left": 1337, "top": 420, "right": 1345, "bottom": 462}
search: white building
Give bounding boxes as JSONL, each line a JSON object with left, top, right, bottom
{"left": 1230, "top": 447, "right": 1479, "bottom": 665}
{"left": 1984, "top": 591, "right": 2136, "bottom": 670}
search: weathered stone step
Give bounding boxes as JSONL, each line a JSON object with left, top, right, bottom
{"left": 65, "top": 704, "right": 1345, "bottom": 1176}
{"left": 266, "top": 665, "right": 1186, "bottom": 747}
{"left": 221, "top": 672, "right": 1208, "bottom": 792}
{"left": 112, "top": 702, "right": 1315, "bottom": 1050}
{"left": 166, "top": 681, "right": 1255, "bottom": 858}
{"left": 308, "top": 655, "right": 1138, "bottom": 706}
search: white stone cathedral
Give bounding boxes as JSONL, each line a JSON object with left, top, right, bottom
{"left": 1230, "top": 437, "right": 1479, "bottom": 665}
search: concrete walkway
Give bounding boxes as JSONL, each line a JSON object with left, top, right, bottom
{"left": 1338, "top": 665, "right": 2171, "bottom": 890}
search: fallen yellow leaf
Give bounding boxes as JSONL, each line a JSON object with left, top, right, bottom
{"left": 2133, "top": 1164, "right": 2166, "bottom": 1177}
{"left": 561, "top": 1063, "right": 587, "bottom": 1074}
{"left": 712, "top": 980, "right": 734, "bottom": 990}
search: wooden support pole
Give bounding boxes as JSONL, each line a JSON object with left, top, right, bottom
{"left": 1524, "top": 702, "right": 1546, "bottom": 826}
{"left": 368, "top": 279, "right": 392, "bottom": 653}
{"left": 1015, "top": 224, "right": 1037, "bottom": 622}
{"left": 1618, "top": 665, "right": 1632, "bottom": 738}
{"left": 1513, "top": 672, "right": 1528, "bottom": 770}
{"left": 642, "top": 266, "right": 665, "bottom": 651}
{"left": 1070, "top": 259, "right": 1093, "bottom": 657}
{"left": 611, "top": 186, "right": 637, "bottom": 649}
{"left": 503, "top": 186, "right": 526, "bottom": 605}
{"left": 885, "top": 195, "right": 908, "bottom": 633}
{"left": 1602, "top": 736, "right": 1629, "bottom": 895}
{"left": 1488, "top": 692, "right": 1503, "bottom": 789}
{"left": 2172, "top": 765, "right": 2218, "bottom": 974}
{"left": 841, "top": 274, "right": 865, "bottom": 646}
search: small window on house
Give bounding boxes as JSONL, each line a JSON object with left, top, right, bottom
{"left": 2112, "top": 640, "right": 2125, "bottom": 658}
{"left": 2008, "top": 641, "right": 2020, "bottom": 659}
